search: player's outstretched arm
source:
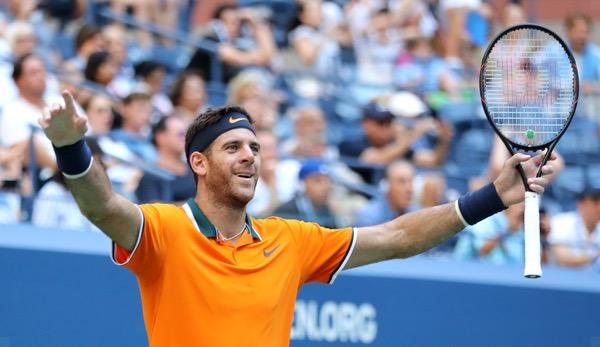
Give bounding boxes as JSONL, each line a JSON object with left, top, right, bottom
{"left": 39, "top": 90, "right": 140, "bottom": 251}
{"left": 346, "top": 152, "right": 554, "bottom": 269}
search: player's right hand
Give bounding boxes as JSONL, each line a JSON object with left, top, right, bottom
{"left": 38, "top": 90, "right": 88, "bottom": 147}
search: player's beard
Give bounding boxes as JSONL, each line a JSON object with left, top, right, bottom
{"left": 205, "top": 162, "right": 258, "bottom": 210}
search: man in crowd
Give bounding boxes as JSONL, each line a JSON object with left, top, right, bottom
{"left": 339, "top": 102, "right": 452, "bottom": 169}
{"left": 354, "top": 160, "right": 416, "bottom": 226}
{"left": 274, "top": 159, "right": 339, "bottom": 228}
{"left": 550, "top": 188, "right": 600, "bottom": 267}
{"left": 109, "top": 92, "right": 156, "bottom": 163}
{"left": 0, "top": 53, "right": 57, "bottom": 172}
{"left": 136, "top": 116, "right": 195, "bottom": 203}
{"left": 564, "top": 12, "right": 600, "bottom": 95}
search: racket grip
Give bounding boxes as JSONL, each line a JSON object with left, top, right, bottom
{"left": 523, "top": 191, "right": 542, "bottom": 278}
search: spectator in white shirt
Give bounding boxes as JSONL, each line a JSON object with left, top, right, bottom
{"left": 550, "top": 188, "right": 600, "bottom": 267}
{"left": 0, "top": 53, "right": 58, "bottom": 172}
{"left": 32, "top": 137, "right": 103, "bottom": 232}
{"left": 289, "top": 0, "right": 341, "bottom": 77}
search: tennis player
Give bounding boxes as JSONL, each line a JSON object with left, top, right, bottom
{"left": 40, "top": 91, "right": 554, "bottom": 346}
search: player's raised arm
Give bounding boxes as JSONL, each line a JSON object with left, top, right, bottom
{"left": 345, "top": 152, "right": 554, "bottom": 269}
{"left": 39, "top": 90, "right": 140, "bottom": 251}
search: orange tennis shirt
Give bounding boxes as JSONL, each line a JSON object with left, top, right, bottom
{"left": 112, "top": 199, "right": 356, "bottom": 346}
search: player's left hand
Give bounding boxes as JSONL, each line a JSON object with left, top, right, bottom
{"left": 494, "top": 152, "right": 555, "bottom": 206}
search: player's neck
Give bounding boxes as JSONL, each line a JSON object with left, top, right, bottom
{"left": 194, "top": 194, "right": 246, "bottom": 240}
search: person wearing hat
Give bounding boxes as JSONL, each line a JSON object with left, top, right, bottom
{"left": 549, "top": 188, "right": 600, "bottom": 267}
{"left": 39, "top": 91, "right": 554, "bottom": 346}
{"left": 339, "top": 102, "right": 405, "bottom": 161}
{"left": 338, "top": 101, "right": 452, "bottom": 174}
{"left": 273, "top": 158, "right": 339, "bottom": 228}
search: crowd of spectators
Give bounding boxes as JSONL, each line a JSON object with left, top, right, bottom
{"left": 0, "top": 0, "right": 598, "bottom": 270}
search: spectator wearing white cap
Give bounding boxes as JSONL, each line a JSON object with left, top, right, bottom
{"left": 339, "top": 98, "right": 452, "bottom": 168}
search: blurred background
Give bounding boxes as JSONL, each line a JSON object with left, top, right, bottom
{"left": 0, "top": 0, "right": 599, "bottom": 346}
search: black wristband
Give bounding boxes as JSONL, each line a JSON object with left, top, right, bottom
{"left": 457, "top": 183, "right": 507, "bottom": 225}
{"left": 52, "top": 139, "right": 93, "bottom": 177}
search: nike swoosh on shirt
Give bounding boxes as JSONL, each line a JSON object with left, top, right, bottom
{"left": 228, "top": 116, "right": 247, "bottom": 124}
{"left": 263, "top": 245, "right": 280, "bottom": 257}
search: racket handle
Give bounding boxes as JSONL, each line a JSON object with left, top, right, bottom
{"left": 523, "top": 191, "right": 542, "bottom": 278}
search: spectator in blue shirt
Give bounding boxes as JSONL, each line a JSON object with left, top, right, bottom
{"left": 565, "top": 12, "right": 600, "bottom": 95}
{"left": 394, "top": 35, "right": 457, "bottom": 96}
{"left": 454, "top": 202, "right": 525, "bottom": 265}
{"left": 273, "top": 159, "right": 339, "bottom": 228}
{"left": 355, "top": 160, "right": 417, "bottom": 226}
{"left": 136, "top": 116, "right": 194, "bottom": 203}
{"left": 109, "top": 92, "right": 157, "bottom": 163}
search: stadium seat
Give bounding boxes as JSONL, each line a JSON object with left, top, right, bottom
{"left": 556, "top": 116, "right": 600, "bottom": 165}
{"left": 585, "top": 164, "right": 600, "bottom": 189}
{"left": 449, "top": 127, "right": 494, "bottom": 164}
{"left": 238, "top": 0, "right": 298, "bottom": 48}
{"left": 437, "top": 100, "right": 483, "bottom": 124}
{"left": 549, "top": 165, "right": 585, "bottom": 211}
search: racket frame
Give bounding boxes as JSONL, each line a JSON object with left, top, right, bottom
{"left": 479, "top": 24, "right": 579, "bottom": 278}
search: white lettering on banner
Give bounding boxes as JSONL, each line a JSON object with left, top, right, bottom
{"left": 291, "top": 300, "right": 378, "bottom": 344}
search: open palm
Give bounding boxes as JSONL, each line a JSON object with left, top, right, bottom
{"left": 38, "top": 90, "right": 88, "bottom": 147}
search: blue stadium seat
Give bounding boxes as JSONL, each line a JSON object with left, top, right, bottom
{"left": 438, "top": 100, "right": 483, "bottom": 124}
{"left": 585, "top": 164, "right": 600, "bottom": 189}
{"left": 444, "top": 162, "right": 487, "bottom": 194}
{"left": 556, "top": 116, "right": 600, "bottom": 165}
{"left": 449, "top": 127, "right": 494, "bottom": 164}
{"left": 239, "top": 0, "right": 297, "bottom": 47}
{"left": 549, "top": 165, "right": 585, "bottom": 211}
{"left": 53, "top": 31, "right": 76, "bottom": 60}
{"left": 205, "top": 81, "right": 228, "bottom": 107}
{"left": 151, "top": 44, "right": 190, "bottom": 74}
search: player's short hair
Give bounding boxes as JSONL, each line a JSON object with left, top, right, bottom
{"left": 565, "top": 12, "right": 593, "bottom": 30}
{"left": 184, "top": 105, "right": 254, "bottom": 158}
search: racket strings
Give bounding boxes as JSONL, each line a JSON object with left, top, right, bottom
{"left": 482, "top": 28, "right": 576, "bottom": 147}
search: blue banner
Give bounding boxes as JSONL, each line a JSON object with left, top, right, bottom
{"left": 1, "top": 225, "right": 599, "bottom": 347}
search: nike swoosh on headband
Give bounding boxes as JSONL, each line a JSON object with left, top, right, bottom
{"left": 229, "top": 116, "right": 248, "bottom": 124}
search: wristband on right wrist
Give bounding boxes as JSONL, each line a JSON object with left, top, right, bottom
{"left": 456, "top": 183, "right": 507, "bottom": 226}
{"left": 52, "top": 138, "right": 93, "bottom": 179}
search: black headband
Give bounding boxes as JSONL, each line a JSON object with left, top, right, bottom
{"left": 186, "top": 112, "right": 255, "bottom": 159}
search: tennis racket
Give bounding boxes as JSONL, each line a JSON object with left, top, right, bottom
{"left": 480, "top": 24, "right": 579, "bottom": 278}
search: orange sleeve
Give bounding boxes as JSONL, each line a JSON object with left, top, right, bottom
{"left": 111, "top": 204, "right": 170, "bottom": 281}
{"left": 287, "top": 219, "right": 356, "bottom": 284}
